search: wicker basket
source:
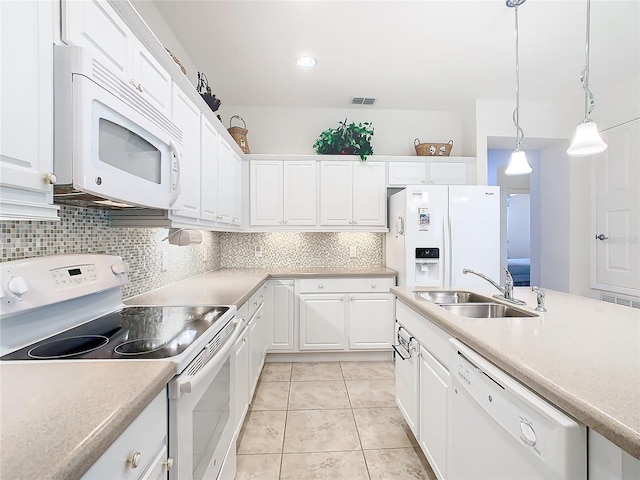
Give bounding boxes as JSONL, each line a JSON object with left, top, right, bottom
{"left": 228, "top": 115, "right": 250, "bottom": 154}
{"left": 414, "top": 139, "right": 453, "bottom": 156}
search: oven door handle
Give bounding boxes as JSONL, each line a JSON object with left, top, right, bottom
{"left": 171, "top": 317, "right": 245, "bottom": 399}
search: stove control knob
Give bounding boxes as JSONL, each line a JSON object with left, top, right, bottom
{"left": 7, "top": 276, "right": 28, "bottom": 300}
{"left": 111, "top": 262, "right": 129, "bottom": 277}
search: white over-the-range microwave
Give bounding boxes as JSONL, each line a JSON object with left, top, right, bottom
{"left": 53, "top": 45, "right": 183, "bottom": 210}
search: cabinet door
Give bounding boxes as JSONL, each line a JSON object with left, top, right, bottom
{"left": 217, "top": 138, "right": 237, "bottom": 224}
{"left": 348, "top": 293, "right": 394, "bottom": 349}
{"left": 170, "top": 88, "right": 201, "bottom": 219}
{"left": 230, "top": 150, "right": 242, "bottom": 225}
{"left": 267, "top": 280, "right": 295, "bottom": 350}
{"left": 319, "top": 161, "right": 353, "bottom": 225}
{"left": 284, "top": 161, "right": 317, "bottom": 225}
{"left": 62, "top": 0, "right": 131, "bottom": 76}
{"left": 388, "top": 161, "right": 428, "bottom": 186}
{"left": 299, "top": 294, "right": 346, "bottom": 350}
{"left": 131, "top": 37, "right": 172, "bottom": 116}
{"left": 234, "top": 326, "right": 250, "bottom": 434}
{"left": 248, "top": 303, "right": 265, "bottom": 397}
{"left": 395, "top": 324, "right": 420, "bottom": 437}
{"left": 200, "top": 116, "right": 219, "bottom": 222}
{"left": 0, "top": 0, "right": 58, "bottom": 221}
{"left": 352, "top": 161, "right": 386, "bottom": 226}
{"left": 250, "top": 160, "right": 283, "bottom": 225}
{"left": 419, "top": 345, "right": 449, "bottom": 480}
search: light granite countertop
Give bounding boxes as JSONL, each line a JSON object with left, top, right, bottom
{"left": 0, "top": 361, "right": 175, "bottom": 480}
{"left": 392, "top": 285, "right": 640, "bottom": 460}
{"left": 1, "top": 267, "right": 395, "bottom": 480}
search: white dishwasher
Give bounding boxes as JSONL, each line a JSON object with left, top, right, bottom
{"left": 448, "top": 339, "right": 587, "bottom": 480}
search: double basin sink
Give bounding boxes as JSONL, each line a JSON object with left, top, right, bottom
{"left": 414, "top": 291, "right": 537, "bottom": 318}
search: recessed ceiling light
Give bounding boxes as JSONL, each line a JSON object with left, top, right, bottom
{"left": 296, "top": 56, "right": 316, "bottom": 69}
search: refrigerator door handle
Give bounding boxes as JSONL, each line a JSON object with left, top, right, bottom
{"left": 398, "top": 215, "right": 405, "bottom": 235}
{"left": 444, "top": 214, "right": 452, "bottom": 288}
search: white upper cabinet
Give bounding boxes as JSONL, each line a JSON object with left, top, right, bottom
{"left": 218, "top": 138, "right": 242, "bottom": 225}
{"left": 170, "top": 88, "right": 201, "bottom": 219}
{"left": 320, "top": 160, "right": 386, "bottom": 227}
{"left": 388, "top": 161, "right": 429, "bottom": 185}
{"left": 250, "top": 160, "right": 317, "bottom": 226}
{"left": 62, "top": 0, "right": 172, "bottom": 116}
{"left": 388, "top": 158, "right": 475, "bottom": 186}
{"left": 0, "top": 0, "right": 59, "bottom": 221}
{"left": 200, "top": 116, "right": 219, "bottom": 222}
{"left": 250, "top": 161, "right": 283, "bottom": 225}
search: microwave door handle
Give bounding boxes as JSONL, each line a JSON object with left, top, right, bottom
{"left": 170, "top": 317, "right": 245, "bottom": 399}
{"left": 169, "top": 139, "right": 182, "bottom": 207}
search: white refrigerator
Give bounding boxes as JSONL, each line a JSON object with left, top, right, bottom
{"left": 386, "top": 185, "right": 500, "bottom": 289}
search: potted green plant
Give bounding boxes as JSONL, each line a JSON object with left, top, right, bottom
{"left": 313, "top": 118, "right": 374, "bottom": 161}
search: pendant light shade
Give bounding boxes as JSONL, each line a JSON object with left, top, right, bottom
{"left": 505, "top": 150, "right": 532, "bottom": 175}
{"left": 567, "top": 0, "right": 607, "bottom": 157}
{"left": 567, "top": 120, "right": 608, "bottom": 156}
{"left": 505, "top": 0, "right": 532, "bottom": 176}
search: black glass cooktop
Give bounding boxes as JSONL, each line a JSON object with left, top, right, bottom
{"left": 1, "top": 305, "right": 230, "bottom": 361}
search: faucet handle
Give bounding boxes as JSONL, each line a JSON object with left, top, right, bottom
{"left": 531, "top": 286, "right": 547, "bottom": 312}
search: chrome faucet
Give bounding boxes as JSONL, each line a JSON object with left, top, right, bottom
{"left": 462, "top": 268, "right": 526, "bottom": 306}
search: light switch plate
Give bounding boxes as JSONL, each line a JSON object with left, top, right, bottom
{"left": 161, "top": 251, "right": 169, "bottom": 271}
{"left": 255, "top": 245, "right": 263, "bottom": 258}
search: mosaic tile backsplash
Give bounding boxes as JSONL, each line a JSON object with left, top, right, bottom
{"left": 220, "top": 232, "right": 383, "bottom": 268}
{"left": 1, "top": 207, "right": 384, "bottom": 298}
{"left": 0, "top": 206, "right": 221, "bottom": 299}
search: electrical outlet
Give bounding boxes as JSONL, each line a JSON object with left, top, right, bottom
{"left": 161, "top": 251, "right": 169, "bottom": 271}
{"left": 349, "top": 245, "right": 357, "bottom": 258}
{"left": 255, "top": 245, "right": 263, "bottom": 258}
{"left": 202, "top": 246, "right": 208, "bottom": 262}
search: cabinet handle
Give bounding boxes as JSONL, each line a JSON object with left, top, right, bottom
{"left": 318, "top": 284, "right": 324, "bottom": 289}
{"left": 129, "top": 452, "right": 142, "bottom": 469}
{"left": 137, "top": 83, "right": 144, "bottom": 93}
{"left": 340, "top": 296, "right": 344, "bottom": 301}
{"left": 371, "top": 284, "right": 376, "bottom": 289}
{"left": 44, "top": 173, "right": 57, "bottom": 185}
{"left": 353, "top": 220, "right": 357, "bottom": 225}
{"left": 350, "top": 296, "right": 354, "bottom": 301}
{"left": 164, "top": 457, "right": 174, "bottom": 471}
{"left": 254, "top": 301, "right": 258, "bottom": 306}
{"left": 348, "top": 220, "right": 353, "bottom": 225}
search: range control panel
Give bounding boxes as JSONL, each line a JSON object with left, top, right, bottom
{"left": 50, "top": 264, "right": 98, "bottom": 289}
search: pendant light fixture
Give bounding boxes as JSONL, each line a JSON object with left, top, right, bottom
{"left": 505, "top": 0, "right": 532, "bottom": 176}
{"left": 567, "top": 0, "right": 607, "bottom": 156}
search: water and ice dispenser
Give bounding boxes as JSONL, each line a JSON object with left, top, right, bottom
{"left": 415, "top": 248, "right": 441, "bottom": 285}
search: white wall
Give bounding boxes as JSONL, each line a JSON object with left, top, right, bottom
{"left": 507, "top": 194, "right": 530, "bottom": 259}
{"left": 217, "top": 105, "right": 462, "bottom": 157}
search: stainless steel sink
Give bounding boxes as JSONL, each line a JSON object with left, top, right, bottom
{"left": 414, "top": 290, "right": 490, "bottom": 304}
{"left": 439, "top": 303, "right": 537, "bottom": 318}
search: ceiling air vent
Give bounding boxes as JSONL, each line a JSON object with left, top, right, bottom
{"left": 351, "top": 97, "right": 376, "bottom": 105}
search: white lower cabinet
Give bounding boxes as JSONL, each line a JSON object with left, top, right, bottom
{"left": 234, "top": 321, "right": 250, "bottom": 435}
{"left": 588, "top": 429, "right": 640, "bottom": 479}
{"left": 419, "top": 345, "right": 449, "bottom": 480}
{"left": 82, "top": 390, "right": 169, "bottom": 480}
{"left": 348, "top": 293, "right": 394, "bottom": 349}
{"left": 265, "top": 279, "right": 295, "bottom": 351}
{"left": 299, "top": 294, "right": 347, "bottom": 350}
{"left": 248, "top": 302, "right": 266, "bottom": 397}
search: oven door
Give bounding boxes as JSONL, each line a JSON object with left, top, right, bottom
{"left": 72, "top": 74, "right": 182, "bottom": 209}
{"left": 168, "top": 319, "right": 243, "bottom": 480}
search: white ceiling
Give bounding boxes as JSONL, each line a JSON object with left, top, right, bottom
{"left": 150, "top": 0, "right": 639, "bottom": 112}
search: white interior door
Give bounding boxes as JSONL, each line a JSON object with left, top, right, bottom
{"left": 594, "top": 119, "right": 640, "bottom": 296}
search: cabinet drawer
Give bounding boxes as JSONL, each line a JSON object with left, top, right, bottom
{"left": 82, "top": 390, "right": 167, "bottom": 480}
{"left": 396, "top": 301, "right": 451, "bottom": 368}
{"left": 298, "top": 277, "right": 394, "bottom": 293}
{"left": 247, "top": 283, "right": 266, "bottom": 319}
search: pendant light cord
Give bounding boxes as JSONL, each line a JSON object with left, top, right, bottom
{"left": 581, "top": 0, "right": 596, "bottom": 121}
{"left": 512, "top": 4, "right": 525, "bottom": 151}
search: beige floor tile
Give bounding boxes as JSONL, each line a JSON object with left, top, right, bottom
{"left": 353, "top": 407, "right": 417, "bottom": 449}
{"left": 237, "top": 410, "right": 287, "bottom": 454}
{"left": 288, "top": 381, "right": 350, "bottom": 410}
{"left": 414, "top": 447, "right": 438, "bottom": 480}
{"left": 235, "top": 453, "right": 281, "bottom": 480}
{"left": 283, "top": 409, "right": 361, "bottom": 453}
{"left": 251, "top": 381, "right": 290, "bottom": 411}
{"left": 280, "top": 451, "right": 369, "bottom": 480}
{"left": 340, "top": 361, "right": 395, "bottom": 380}
{"left": 260, "top": 362, "right": 292, "bottom": 382}
{"left": 364, "top": 448, "right": 430, "bottom": 480}
{"left": 291, "top": 362, "right": 343, "bottom": 381}
{"left": 346, "top": 379, "right": 396, "bottom": 408}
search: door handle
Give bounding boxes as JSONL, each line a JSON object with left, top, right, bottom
{"left": 595, "top": 233, "right": 609, "bottom": 241}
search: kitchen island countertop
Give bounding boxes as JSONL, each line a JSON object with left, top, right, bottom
{"left": 392, "top": 285, "right": 640, "bottom": 460}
